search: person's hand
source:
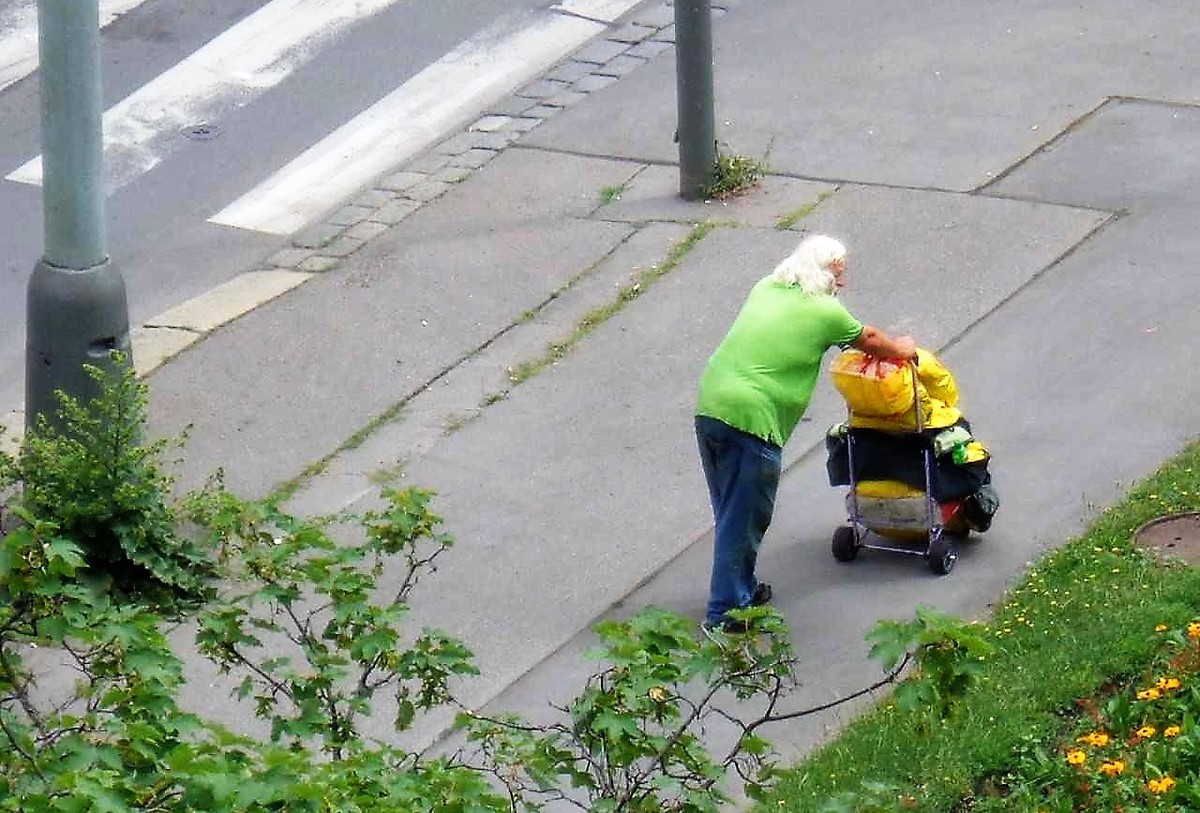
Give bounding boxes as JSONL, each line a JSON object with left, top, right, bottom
{"left": 893, "top": 336, "right": 917, "bottom": 359}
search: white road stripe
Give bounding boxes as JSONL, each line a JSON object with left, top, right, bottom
{"left": 6, "top": 0, "right": 405, "bottom": 189}
{"left": 209, "top": 4, "right": 643, "bottom": 235}
{"left": 551, "top": 0, "right": 641, "bottom": 23}
{"left": 0, "top": 0, "right": 148, "bottom": 93}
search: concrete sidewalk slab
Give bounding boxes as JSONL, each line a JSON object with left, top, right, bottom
{"left": 335, "top": 181, "right": 1109, "bottom": 748}
{"left": 147, "top": 149, "right": 645, "bottom": 497}
{"left": 990, "top": 98, "right": 1200, "bottom": 210}
{"left": 527, "top": 0, "right": 1200, "bottom": 189}
{"left": 289, "top": 220, "right": 697, "bottom": 517}
{"left": 480, "top": 223, "right": 1199, "bottom": 773}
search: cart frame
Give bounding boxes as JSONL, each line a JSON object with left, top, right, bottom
{"left": 831, "top": 358, "right": 960, "bottom": 575}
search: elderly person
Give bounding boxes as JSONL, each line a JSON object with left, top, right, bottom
{"left": 695, "top": 235, "right": 916, "bottom": 631}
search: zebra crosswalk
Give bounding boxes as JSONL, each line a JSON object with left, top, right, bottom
{"left": 4, "top": 0, "right": 647, "bottom": 236}
{"left": 0, "top": 0, "right": 670, "bottom": 419}
{"left": 0, "top": 0, "right": 147, "bottom": 93}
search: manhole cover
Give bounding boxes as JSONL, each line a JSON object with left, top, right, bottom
{"left": 1134, "top": 512, "right": 1200, "bottom": 564}
{"left": 181, "top": 123, "right": 220, "bottom": 141}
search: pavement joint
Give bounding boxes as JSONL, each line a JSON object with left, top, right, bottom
{"left": 264, "top": 247, "right": 316, "bottom": 269}
{"left": 975, "top": 96, "right": 1114, "bottom": 194}
{"left": 325, "top": 205, "right": 373, "bottom": 227}
{"left": 547, "top": 90, "right": 591, "bottom": 109}
{"left": 279, "top": 217, "right": 699, "bottom": 509}
{"left": 931, "top": 211, "right": 1122, "bottom": 359}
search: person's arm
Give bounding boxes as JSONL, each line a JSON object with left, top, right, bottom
{"left": 853, "top": 325, "right": 917, "bottom": 359}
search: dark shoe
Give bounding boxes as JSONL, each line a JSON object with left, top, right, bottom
{"left": 750, "top": 582, "right": 773, "bottom": 607}
{"left": 703, "top": 618, "right": 751, "bottom": 635}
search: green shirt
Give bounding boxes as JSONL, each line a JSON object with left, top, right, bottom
{"left": 697, "top": 277, "right": 864, "bottom": 446}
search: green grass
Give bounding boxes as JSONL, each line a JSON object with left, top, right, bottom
{"left": 765, "top": 441, "right": 1200, "bottom": 812}
{"left": 776, "top": 189, "right": 836, "bottom": 230}
{"left": 600, "top": 183, "right": 627, "bottom": 205}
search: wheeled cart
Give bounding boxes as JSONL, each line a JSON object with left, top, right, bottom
{"left": 829, "top": 359, "right": 970, "bottom": 575}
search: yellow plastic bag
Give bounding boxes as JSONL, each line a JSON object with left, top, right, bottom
{"left": 831, "top": 348, "right": 964, "bottom": 431}
{"left": 829, "top": 350, "right": 915, "bottom": 421}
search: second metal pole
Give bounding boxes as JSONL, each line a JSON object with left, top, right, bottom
{"left": 674, "top": 0, "right": 716, "bottom": 200}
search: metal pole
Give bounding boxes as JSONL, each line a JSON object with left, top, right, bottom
{"left": 26, "top": 0, "right": 131, "bottom": 432}
{"left": 674, "top": 0, "right": 716, "bottom": 200}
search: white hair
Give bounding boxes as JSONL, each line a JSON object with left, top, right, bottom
{"left": 770, "top": 235, "right": 846, "bottom": 295}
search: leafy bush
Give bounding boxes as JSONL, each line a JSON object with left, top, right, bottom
{"left": 0, "top": 360, "right": 987, "bottom": 811}
{"left": 1, "top": 359, "right": 213, "bottom": 608}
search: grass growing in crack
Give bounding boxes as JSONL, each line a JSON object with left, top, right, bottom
{"left": 267, "top": 402, "right": 409, "bottom": 505}
{"left": 600, "top": 183, "right": 627, "bottom": 205}
{"left": 442, "top": 411, "right": 477, "bottom": 436}
{"left": 507, "top": 221, "right": 715, "bottom": 386}
{"left": 269, "top": 222, "right": 714, "bottom": 501}
{"left": 776, "top": 188, "right": 836, "bottom": 230}
{"left": 367, "top": 460, "right": 405, "bottom": 485}
{"left": 701, "top": 143, "right": 767, "bottom": 200}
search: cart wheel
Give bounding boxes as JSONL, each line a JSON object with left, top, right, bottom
{"left": 927, "top": 531, "right": 957, "bottom": 575}
{"left": 832, "top": 525, "right": 859, "bottom": 562}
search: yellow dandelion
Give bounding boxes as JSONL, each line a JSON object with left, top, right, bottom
{"left": 1099, "top": 760, "right": 1125, "bottom": 776}
{"left": 1164, "top": 725, "right": 1182, "bottom": 738}
{"left": 1147, "top": 776, "right": 1176, "bottom": 794}
{"left": 1156, "top": 624, "right": 1170, "bottom": 632}
{"left": 1066, "top": 749, "right": 1087, "bottom": 766}
{"left": 1137, "top": 725, "right": 1157, "bottom": 739}
{"left": 1137, "top": 687, "right": 1162, "bottom": 701}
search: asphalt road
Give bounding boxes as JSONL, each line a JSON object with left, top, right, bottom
{"left": 0, "top": 0, "right": 558, "bottom": 411}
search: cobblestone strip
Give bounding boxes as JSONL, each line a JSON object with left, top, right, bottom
{"left": 265, "top": 1, "right": 731, "bottom": 277}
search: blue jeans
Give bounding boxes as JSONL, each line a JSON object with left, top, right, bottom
{"left": 695, "top": 416, "right": 781, "bottom": 625}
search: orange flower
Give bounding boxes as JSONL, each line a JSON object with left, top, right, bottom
{"left": 1147, "top": 776, "right": 1177, "bottom": 794}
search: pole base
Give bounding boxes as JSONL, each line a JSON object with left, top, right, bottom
{"left": 26, "top": 257, "right": 131, "bottom": 433}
